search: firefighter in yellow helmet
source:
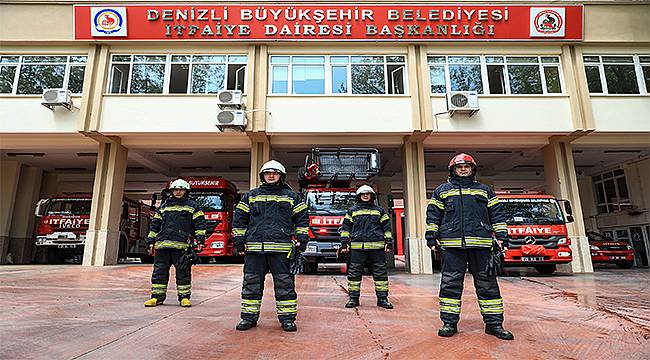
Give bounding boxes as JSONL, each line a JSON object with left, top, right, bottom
{"left": 144, "top": 179, "right": 207, "bottom": 308}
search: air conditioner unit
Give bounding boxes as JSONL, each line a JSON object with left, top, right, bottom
{"left": 217, "top": 90, "right": 244, "bottom": 109}
{"left": 216, "top": 109, "right": 247, "bottom": 131}
{"left": 446, "top": 91, "right": 479, "bottom": 117}
{"left": 41, "top": 88, "right": 74, "bottom": 111}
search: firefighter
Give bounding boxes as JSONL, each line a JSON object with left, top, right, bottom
{"left": 339, "top": 185, "right": 394, "bottom": 309}
{"left": 426, "top": 153, "right": 514, "bottom": 340}
{"left": 144, "top": 179, "right": 207, "bottom": 308}
{"left": 232, "top": 160, "right": 309, "bottom": 332}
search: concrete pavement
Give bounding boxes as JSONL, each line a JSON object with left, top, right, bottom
{"left": 0, "top": 265, "right": 649, "bottom": 360}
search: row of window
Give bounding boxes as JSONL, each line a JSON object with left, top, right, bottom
{"left": 592, "top": 169, "right": 631, "bottom": 214}
{"left": 2, "top": 53, "right": 649, "bottom": 96}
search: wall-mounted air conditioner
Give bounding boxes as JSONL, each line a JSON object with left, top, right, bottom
{"left": 41, "top": 89, "right": 74, "bottom": 111}
{"left": 216, "top": 109, "right": 247, "bottom": 131}
{"left": 446, "top": 91, "right": 479, "bottom": 117}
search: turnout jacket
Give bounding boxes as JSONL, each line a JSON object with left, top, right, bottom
{"left": 339, "top": 202, "right": 393, "bottom": 250}
{"left": 147, "top": 195, "right": 207, "bottom": 250}
{"left": 425, "top": 175, "right": 508, "bottom": 249}
{"left": 232, "top": 182, "right": 309, "bottom": 253}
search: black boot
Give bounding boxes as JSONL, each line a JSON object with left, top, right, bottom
{"left": 281, "top": 321, "right": 297, "bottom": 332}
{"left": 438, "top": 323, "right": 458, "bottom": 337}
{"left": 236, "top": 319, "right": 257, "bottom": 331}
{"left": 345, "top": 297, "right": 359, "bottom": 308}
{"left": 485, "top": 324, "right": 514, "bottom": 340}
{"left": 377, "top": 297, "right": 394, "bottom": 309}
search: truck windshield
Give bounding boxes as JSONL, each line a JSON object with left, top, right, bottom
{"left": 189, "top": 192, "right": 225, "bottom": 212}
{"left": 46, "top": 199, "right": 92, "bottom": 215}
{"left": 305, "top": 191, "right": 357, "bottom": 215}
{"left": 501, "top": 198, "right": 565, "bottom": 225}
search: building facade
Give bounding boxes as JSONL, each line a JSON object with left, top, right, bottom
{"left": 1, "top": 1, "right": 649, "bottom": 272}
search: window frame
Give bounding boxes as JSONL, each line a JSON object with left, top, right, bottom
{"left": 106, "top": 54, "right": 248, "bottom": 95}
{"left": 0, "top": 55, "right": 87, "bottom": 95}
{"left": 427, "top": 55, "right": 565, "bottom": 96}
{"left": 268, "top": 54, "right": 408, "bottom": 96}
{"left": 583, "top": 54, "right": 650, "bottom": 95}
{"left": 592, "top": 168, "right": 632, "bottom": 214}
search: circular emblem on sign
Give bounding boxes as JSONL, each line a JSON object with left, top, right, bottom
{"left": 94, "top": 9, "right": 123, "bottom": 34}
{"left": 534, "top": 10, "right": 563, "bottom": 34}
{"left": 524, "top": 236, "right": 537, "bottom": 245}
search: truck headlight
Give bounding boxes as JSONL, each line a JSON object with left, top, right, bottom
{"left": 627, "top": 245, "right": 634, "bottom": 250}
{"left": 558, "top": 251, "right": 571, "bottom": 257}
{"left": 590, "top": 245, "right": 600, "bottom": 251}
{"left": 557, "top": 238, "right": 568, "bottom": 245}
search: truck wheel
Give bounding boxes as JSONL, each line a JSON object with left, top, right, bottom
{"left": 140, "top": 255, "right": 154, "bottom": 264}
{"left": 48, "top": 248, "right": 66, "bottom": 264}
{"left": 199, "top": 257, "right": 212, "bottom": 264}
{"left": 534, "top": 264, "right": 557, "bottom": 275}
{"left": 616, "top": 262, "right": 634, "bottom": 269}
{"left": 303, "top": 261, "right": 318, "bottom": 274}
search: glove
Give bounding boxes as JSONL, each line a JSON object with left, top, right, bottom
{"left": 485, "top": 241, "right": 505, "bottom": 276}
{"left": 235, "top": 243, "right": 245, "bottom": 254}
{"left": 297, "top": 241, "right": 307, "bottom": 252}
{"left": 385, "top": 243, "right": 393, "bottom": 251}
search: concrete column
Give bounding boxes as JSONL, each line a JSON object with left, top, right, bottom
{"left": 83, "top": 140, "right": 128, "bottom": 266}
{"left": 8, "top": 165, "right": 43, "bottom": 264}
{"left": 402, "top": 137, "right": 431, "bottom": 274}
{"left": 543, "top": 137, "right": 593, "bottom": 273}
{"left": 0, "top": 160, "right": 20, "bottom": 264}
{"left": 248, "top": 138, "right": 270, "bottom": 190}
{"left": 376, "top": 177, "right": 392, "bottom": 210}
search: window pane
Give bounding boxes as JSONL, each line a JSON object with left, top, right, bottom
{"left": 448, "top": 56, "right": 480, "bottom": 64}
{"left": 169, "top": 63, "right": 190, "bottom": 93}
{"left": 68, "top": 66, "right": 85, "bottom": 93}
{"left": 594, "top": 182, "right": 606, "bottom": 204}
{"left": 387, "top": 64, "right": 405, "bottom": 94}
{"left": 110, "top": 64, "right": 129, "bottom": 93}
{"left": 487, "top": 65, "right": 506, "bottom": 94}
{"left": 293, "top": 56, "right": 325, "bottom": 64}
{"left": 449, "top": 64, "right": 483, "bottom": 93}
{"left": 506, "top": 56, "right": 539, "bottom": 63}
{"left": 171, "top": 55, "right": 191, "bottom": 63}
{"left": 0, "top": 65, "right": 16, "bottom": 93}
{"left": 642, "top": 66, "right": 650, "bottom": 92}
{"left": 271, "top": 66, "right": 288, "bottom": 93}
{"left": 270, "top": 56, "right": 290, "bottom": 64}
{"left": 331, "top": 65, "right": 348, "bottom": 93}
{"left": 583, "top": 56, "right": 600, "bottom": 63}
{"left": 613, "top": 169, "right": 624, "bottom": 176}
{"left": 292, "top": 65, "right": 325, "bottom": 94}
{"left": 429, "top": 65, "right": 446, "bottom": 93}
{"left": 508, "top": 65, "right": 542, "bottom": 94}
{"left": 602, "top": 56, "right": 633, "bottom": 63}
{"left": 192, "top": 55, "right": 226, "bottom": 63}
{"left": 191, "top": 64, "right": 225, "bottom": 93}
{"left": 427, "top": 56, "right": 445, "bottom": 64}
{"left": 22, "top": 56, "right": 66, "bottom": 63}
{"left": 112, "top": 55, "right": 131, "bottom": 62}
{"left": 351, "top": 56, "right": 383, "bottom": 63}
{"left": 616, "top": 176, "right": 629, "bottom": 199}
{"left": 604, "top": 178, "right": 617, "bottom": 205}
{"left": 544, "top": 66, "right": 562, "bottom": 93}
{"left": 330, "top": 56, "right": 349, "bottom": 64}
{"left": 604, "top": 65, "right": 639, "bottom": 94}
{"left": 16, "top": 64, "right": 65, "bottom": 94}
{"left": 351, "top": 64, "right": 384, "bottom": 94}
{"left": 387, "top": 56, "right": 405, "bottom": 63}
{"left": 541, "top": 56, "right": 560, "bottom": 64}
{"left": 485, "top": 56, "right": 504, "bottom": 63}
{"left": 130, "top": 64, "right": 165, "bottom": 94}
{"left": 585, "top": 65, "right": 603, "bottom": 93}
{"left": 227, "top": 63, "right": 246, "bottom": 91}
{"left": 70, "top": 56, "right": 88, "bottom": 63}
{"left": 1, "top": 56, "right": 20, "bottom": 63}
{"left": 134, "top": 55, "right": 166, "bottom": 63}
{"left": 616, "top": 229, "right": 629, "bottom": 240}
{"left": 228, "top": 55, "right": 247, "bottom": 63}
{"left": 639, "top": 56, "right": 650, "bottom": 63}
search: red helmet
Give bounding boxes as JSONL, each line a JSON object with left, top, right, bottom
{"left": 448, "top": 153, "right": 477, "bottom": 170}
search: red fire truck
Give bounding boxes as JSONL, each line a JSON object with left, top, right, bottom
{"left": 34, "top": 194, "right": 151, "bottom": 263}
{"left": 160, "top": 177, "right": 239, "bottom": 262}
{"left": 587, "top": 231, "right": 635, "bottom": 268}
{"left": 299, "top": 148, "right": 382, "bottom": 273}
{"left": 498, "top": 192, "right": 575, "bottom": 274}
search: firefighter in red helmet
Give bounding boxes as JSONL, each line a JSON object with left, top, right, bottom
{"left": 426, "top": 153, "right": 514, "bottom": 340}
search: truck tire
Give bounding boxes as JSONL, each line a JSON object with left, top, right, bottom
{"left": 303, "top": 261, "right": 318, "bottom": 274}
{"left": 140, "top": 255, "right": 154, "bottom": 264}
{"left": 534, "top": 264, "right": 557, "bottom": 275}
{"left": 48, "top": 248, "right": 66, "bottom": 264}
{"left": 616, "top": 261, "right": 634, "bottom": 269}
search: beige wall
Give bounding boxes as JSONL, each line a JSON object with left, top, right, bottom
{"left": 590, "top": 98, "right": 650, "bottom": 132}
{"left": 0, "top": 97, "right": 83, "bottom": 133}
{"left": 584, "top": 5, "right": 650, "bottom": 43}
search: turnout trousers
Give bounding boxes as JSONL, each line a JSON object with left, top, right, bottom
{"left": 439, "top": 248, "right": 504, "bottom": 325}
{"left": 240, "top": 253, "right": 297, "bottom": 323}
{"left": 150, "top": 248, "right": 192, "bottom": 302}
{"left": 347, "top": 249, "right": 389, "bottom": 299}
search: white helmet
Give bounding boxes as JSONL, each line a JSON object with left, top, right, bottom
{"left": 259, "top": 160, "right": 286, "bottom": 175}
{"left": 169, "top": 178, "right": 190, "bottom": 190}
{"left": 356, "top": 185, "right": 375, "bottom": 196}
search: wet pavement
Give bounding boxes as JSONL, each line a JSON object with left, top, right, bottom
{"left": 0, "top": 264, "right": 648, "bottom": 360}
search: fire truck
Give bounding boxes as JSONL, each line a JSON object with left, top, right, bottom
{"left": 159, "top": 177, "right": 239, "bottom": 262}
{"left": 498, "top": 192, "right": 575, "bottom": 274}
{"left": 298, "top": 148, "right": 382, "bottom": 273}
{"left": 34, "top": 194, "right": 151, "bottom": 263}
{"left": 587, "top": 231, "right": 635, "bottom": 268}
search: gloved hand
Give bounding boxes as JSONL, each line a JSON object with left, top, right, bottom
{"left": 235, "top": 243, "right": 245, "bottom": 255}
{"left": 297, "top": 241, "right": 307, "bottom": 252}
{"left": 385, "top": 243, "right": 393, "bottom": 253}
{"left": 146, "top": 237, "right": 155, "bottom": 246}
{"left": 339, "top": 242, "right": 349, "bottom": 253}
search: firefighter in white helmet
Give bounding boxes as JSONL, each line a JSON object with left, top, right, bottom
{"left": 232, "top": 160, "right": 309, "bottom": 332}
{"left": 144, "top": 178, "right": 207, "bottom": 308}
{"left": 339, "top": 185, "right": 394, "bottom": 309}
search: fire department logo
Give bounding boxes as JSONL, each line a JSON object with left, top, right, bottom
{"left": 524, "top": 236, "right": 537, "bottom": 245}
{"left": 530, "top": 8, "right": 566, "bottom": 38}
{"left": 91, "top": 7, "right": 127, "bottom": 36}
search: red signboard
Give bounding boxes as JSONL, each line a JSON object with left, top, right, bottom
{"left": 74, "top": 4, "right": 583, "bottom": 41}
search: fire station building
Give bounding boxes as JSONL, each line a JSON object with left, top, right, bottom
{"left": 1, "top": 1, "right": 649, "bottom": 273}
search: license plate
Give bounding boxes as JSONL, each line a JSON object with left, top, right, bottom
{"left": 609, "top": 256, "right": 624, "bottom": 260}
{"left": 521, "top": 256, "right": 544, "bottom": 262}
{"left": 306, "top": 245, "right": 317, "bottom": 253}
{"left": 58, "top": 244, "right": 76, "bottom": 249}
